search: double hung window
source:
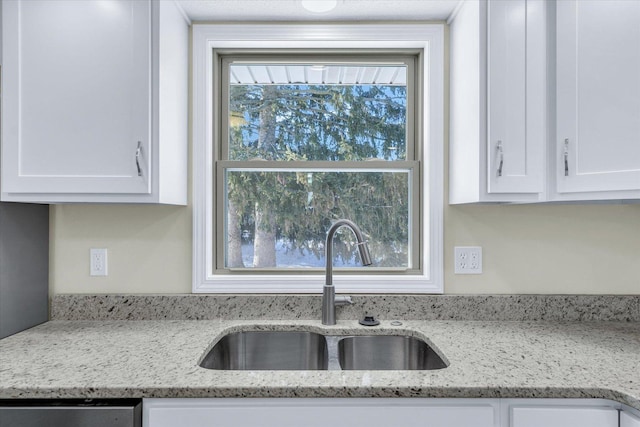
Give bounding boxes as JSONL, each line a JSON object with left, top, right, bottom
{"left": 193, "top": 24, "right": 443, "bottom": 293}
{"left": 218, "top": 53, "right": 418, "bottom": 273}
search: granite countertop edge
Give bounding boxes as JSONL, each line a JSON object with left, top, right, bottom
{"left": 0, "top": 319, "right": 639, "bottom": 410}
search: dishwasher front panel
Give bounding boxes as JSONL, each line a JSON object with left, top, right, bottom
{"left": 0, "top": 399, "right": 141, "bottom": 427}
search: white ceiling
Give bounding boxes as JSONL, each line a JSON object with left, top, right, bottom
{"left": 175, "top": 0, "right": 462, "bottom": 22}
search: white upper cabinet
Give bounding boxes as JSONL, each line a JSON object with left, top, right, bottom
{"left": 450, "top": 0, "right": 546, "bottom": 204}
{"left": 555, "top": 0, "right": 640, "bottom": 199}
{"left": 487, "top": 0, "right": 546, "bottom": 195}
{"left": 1, "top": 0, "right": 188, "bottom": 204}
{"left": 451, "top": 0, "right": 640, "bottom": 204}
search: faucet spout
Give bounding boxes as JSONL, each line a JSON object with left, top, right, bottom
{"left": 322, "top": 219, "right": 372, "bottom": 325}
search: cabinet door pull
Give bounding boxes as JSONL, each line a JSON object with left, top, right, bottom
{"left": 496, "top": 140, "right": 504, "bottom": 177}
{"left": 135, "top": 141, "right": 143, "bottom": 177}
{"left": 563, "top": 138, "right": 569, "bottom": 177}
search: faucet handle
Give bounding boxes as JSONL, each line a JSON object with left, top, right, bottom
{"left": 335, "top": 295, "right": 353, "bottom": 306}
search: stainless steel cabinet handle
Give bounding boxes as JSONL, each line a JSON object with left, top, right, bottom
{"left": 496, "top": 140, "right": 504, "bottom": 177}
{"left": 135, "top": 141, "right": 142, "bottom": 177}
{"left": 563, "top": 138, "right": 569, "bottom": 177}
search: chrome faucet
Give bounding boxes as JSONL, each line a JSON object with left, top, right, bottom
{"left": 322, "top": 219, "right": 372, "bottom": 325}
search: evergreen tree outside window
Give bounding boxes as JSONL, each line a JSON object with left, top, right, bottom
{"left": 219, "top": 57, "right": 418, "bottom": 272}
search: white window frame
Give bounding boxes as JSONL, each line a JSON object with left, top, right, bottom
{"left": 192, "top": 23, "right": 444, "bottom": 294}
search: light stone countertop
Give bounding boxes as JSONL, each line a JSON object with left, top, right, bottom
{"left": 1, "top": 319, "right": 639, "bottom": 409}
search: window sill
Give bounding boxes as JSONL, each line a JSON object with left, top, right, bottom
{"left": 193, "top": 274, "right": 441, "bottom": 294}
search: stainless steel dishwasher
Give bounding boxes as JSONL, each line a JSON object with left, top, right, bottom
{"left": 0, "top": 399, "right": 141, "bottom": 427}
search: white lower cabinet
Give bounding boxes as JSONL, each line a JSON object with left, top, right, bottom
{"left": 144, "top": 398, "right": 640, "bottom": 427}
{"left": 506, "top": 403, "right": 618, "bottom": 427}
{"left": 143, "top": 398, "right": 500, "bottom": 427}
{"left": 621, "top": 409, "right": 640, "bottom": 427}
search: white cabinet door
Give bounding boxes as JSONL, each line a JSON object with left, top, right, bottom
{"left": 2, "top": 0, "right": 188, "bottom": 204}
{"left": 487, "top": 0, "right": 545, "bottom": 194}
{"left": 143, "top": 398, "right": 499, "bottom": 427}
{"left": 510, "top": 406, "right": 618, "bottom": 427}
{"left": 449, "top": 0, "right": 545, "bottom": 204}
{"left": 621, "top": 410, "right": 640, "bottom": 427}
{"left": 556, "top": 0, "right": 640, "bottom": 194}
{"left": 2, "top": 0, "right": 151, "bottom": 195}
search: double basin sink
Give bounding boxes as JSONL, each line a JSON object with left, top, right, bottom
{"left": 199, "top": 331, "right": 448, "bottom": 371}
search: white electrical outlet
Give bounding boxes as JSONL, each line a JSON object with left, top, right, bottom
{"left": 90, "top": 248, "right": 108, "bottom": 276}
{"left": 454, "top": 246, "right": 482, "bottom": 274}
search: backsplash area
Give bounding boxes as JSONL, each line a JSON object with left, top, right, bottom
{"left": 51, "top": 294, "right": 640, "bottom": 322}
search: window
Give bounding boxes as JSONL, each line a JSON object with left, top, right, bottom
{"left": 220, "top": 54, "right": 417, "bottom": 272}
{"left": 193, "top": 24, "right": 444, "bottom": 293}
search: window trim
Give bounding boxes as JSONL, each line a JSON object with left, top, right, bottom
{"left": 193, "top": 23, "right": 444, "bottom": 293}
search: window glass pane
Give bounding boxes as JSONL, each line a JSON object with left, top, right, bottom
{"left": 224, "top": 169, "right": 411, "bottom": 269}
{"left": 228, "top": 64, "right": 407, "bottom": 161}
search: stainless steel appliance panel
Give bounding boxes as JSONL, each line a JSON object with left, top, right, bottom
{"left": 0, "top": 203, "right": 49, "bottom": 339}
{"left": 0, "top": 399, "right": 141, "bottom": 427}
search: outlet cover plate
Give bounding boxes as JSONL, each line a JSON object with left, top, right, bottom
{"left": 454, "top": 246, "right": 482, "bottom": 274}
{"left": 90, "top": 248, "right": 108, "bottom": 277}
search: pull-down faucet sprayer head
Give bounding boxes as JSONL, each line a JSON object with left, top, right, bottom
{"left": 356, "top": 240, "right": 373, "bottom": 267}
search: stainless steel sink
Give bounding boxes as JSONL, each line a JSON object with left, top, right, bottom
{"left": 338, "top": 335, "right": 448, "bottom": 370}
{"left": 200, "top": 331, "right": 448, "bottom": 371}
{"left": 199, "top": 331, "right": 328, "bottom": 370}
